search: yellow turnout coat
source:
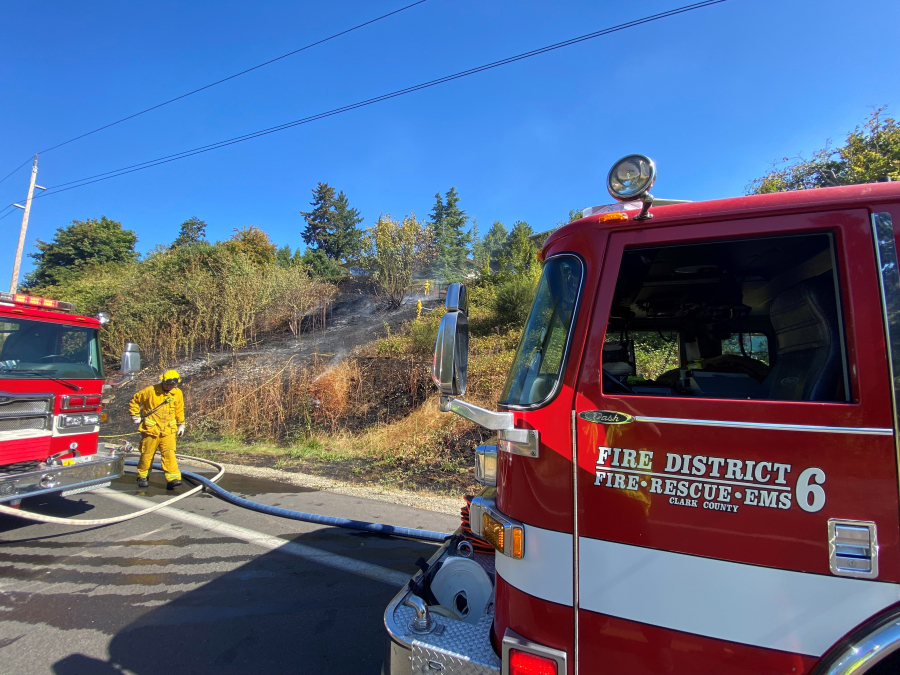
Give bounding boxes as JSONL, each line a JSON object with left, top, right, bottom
{"left": 128, "top": 384, "right": 185, "bottom": 437}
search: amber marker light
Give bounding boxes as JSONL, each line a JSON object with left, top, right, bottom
{"left": 482, "top": 509, "right": 525, "bottom": 559}
{"left": 512, "top": 527, "right": 524, "bottom": 559}
{"left": 483, "top": 512, "right": 505, "bottom": 552}
{"left": 597, "top": 211, "right": 629, "bottom": 223}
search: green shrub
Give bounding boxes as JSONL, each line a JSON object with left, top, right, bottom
{"left": 409, "top": 310, "right": 443, "bottom": 356}
{"left": 494, "top": 275, "right": 539, "bottom": 328}
{"left": 35, "top": 242, "right": 337, "bottom": 366}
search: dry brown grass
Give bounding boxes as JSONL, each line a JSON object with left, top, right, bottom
{"left": 196, "top": 364, "right": 314, "bottom": 439}
{"left": 310, "top": 360, "right": 361, "bottom": 432}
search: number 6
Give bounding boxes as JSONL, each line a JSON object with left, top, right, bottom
{"left": 796, "top": 468, "right": 826, "bottom": 513}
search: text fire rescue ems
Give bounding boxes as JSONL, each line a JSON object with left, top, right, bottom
{"left": 592, "top": 444, "right": 827, "bottom": 513}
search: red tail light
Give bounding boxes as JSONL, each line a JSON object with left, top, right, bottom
{"left": 62, "top": 395, "right": 101, "bottom": 410}
{"left": 509, "top": 649, "right": 558, "bottom": 675}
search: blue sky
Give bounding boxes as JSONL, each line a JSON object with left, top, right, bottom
{"left": 1, "top": 0, "right": 898, "bottom": 284}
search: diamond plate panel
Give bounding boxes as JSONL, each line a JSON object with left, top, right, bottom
{"left": 411, "top": 640, "right": 500, "bottom": 675}
{"left": 395, "top": 558, "right": 499, "bottom": 674}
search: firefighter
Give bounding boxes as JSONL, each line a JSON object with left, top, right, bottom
{"left": 129, "top": 369, "right": 186, "bottom": 490}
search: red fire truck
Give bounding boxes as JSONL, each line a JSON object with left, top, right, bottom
{"left": 384, "top": 156, "right": 900, "bottom": 675}
{"left": 0, "top": 291, "right": 139, "bottom": 507}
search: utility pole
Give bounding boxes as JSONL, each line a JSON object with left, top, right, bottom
{"left": 9, "top": 155, "right": 46, "bottom": 294}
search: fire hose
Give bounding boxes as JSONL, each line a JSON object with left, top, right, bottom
{"left": 0, "top": 453, "right": 224, "bottom": 526}
{"left": 0, "top": 451, "right": 452, "bottom": 543}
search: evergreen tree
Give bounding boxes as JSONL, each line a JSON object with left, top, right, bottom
{"left": 300, "top": 183, "right": 364, "bottom": 262}
{"left": 26, "top": 216, "right": 138, "bottom": 287}
{"left": 276, "top": 245, "right": 294, "bottom": 268}
{"left": 301, "top": 182, "right": 337, "bottom": 255}
{"left": 301, "top": 249, "right": 346, "bottom": 279}
{"left": 502, "top": 221, "right": 539, "bottom": 276}
{"left": 171, "top": 216, "right": 208, "bottom": 248}
{"left": 430, "top": 187, "right": 470, "bottom": 278}
{"left": 333, "top": 190, "right": 364, "bottom": 262}
{"left": 482, "top": 221, "right": 509, "bottom": 272}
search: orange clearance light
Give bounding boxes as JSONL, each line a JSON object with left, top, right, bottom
{"left": 509, "top": 649, "right": 558, "bottom": 675}
{"left": 482, "top": 512, "right": 505, "bottom": 552}
{"left": 512, "top": 527, "right": 524, "bottom": 558}
{"left": 597, "top": 211, "right": 629, "bottom": 223}
{"left": 0, "top": 292, "right": 74, "bottom": 312}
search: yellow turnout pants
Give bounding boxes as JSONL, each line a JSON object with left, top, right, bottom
{"left": 136, "top": 433, "right": 181, "bottom": 481}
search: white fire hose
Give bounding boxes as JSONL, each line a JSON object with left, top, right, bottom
{"left": 0, "top": 451, "right": 225, "bottom": 526}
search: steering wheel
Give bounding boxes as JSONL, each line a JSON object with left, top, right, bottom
{"left": 36, "top": 354, "right": 78, "bottom": 363}
{"left": 602, "top": 368, "right": 633, "bottom": 394}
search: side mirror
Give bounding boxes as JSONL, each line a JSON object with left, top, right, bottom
{"left": 445, "top": 282, "right": 468, "bottom": 315}
{"left": 433, "top": 284, "right": 469, "bottom": 397}
{"left": 120, "top": 343, "right": 141, "bottom": 375}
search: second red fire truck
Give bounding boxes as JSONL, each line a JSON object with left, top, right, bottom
{"left": 384, "top": 155, "right": 900, "bottom": 675}
{"left": 0, "top": 292, "right": 140, "bottom": 508}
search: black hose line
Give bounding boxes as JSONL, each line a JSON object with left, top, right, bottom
{"left": 126, "top": 460, "right": 451, "bottom": 543}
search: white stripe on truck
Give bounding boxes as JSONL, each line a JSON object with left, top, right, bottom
{"left": 496, "top": 524, "right": 900, "bottom": 656}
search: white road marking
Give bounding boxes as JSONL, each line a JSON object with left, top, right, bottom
{"left": 97, "top": 489, "right": 410, "bottom": 587}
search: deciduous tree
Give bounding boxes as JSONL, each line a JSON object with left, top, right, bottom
{"left": 225, "top": 226, "right": 277, "bottom": 266}
{"left": 365, "top": 213, "right": 433, "bottom": 308}
{"left": 748, "top": 108, "right": 900, "bottom": 194}
{"left": 26, "top": 216, "right": 138, "bottom": 287}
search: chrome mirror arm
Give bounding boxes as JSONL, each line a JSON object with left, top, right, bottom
{"left": 440, "top": 396, "right": 541, "bottom": 458}
{"left": 440, "top": 396, "right": 513, "bottom": 430}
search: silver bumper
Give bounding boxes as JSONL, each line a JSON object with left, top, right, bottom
{"left": 383, "top": 538, "right": 500, "bottom": 675}
{"left": 0, "top": 449, "right": 124, "bottom": 503}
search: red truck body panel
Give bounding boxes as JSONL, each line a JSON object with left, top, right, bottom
{"left": 490, "top": 182, "right": 900, "bottom": 674}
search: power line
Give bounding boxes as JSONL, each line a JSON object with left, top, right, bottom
{"left": 0, "top": 157, "right": 34, "bottom": 188}
{"left": 0, "top": 207, "right": 20, "bottom": 223}
{"left": 35, "top": 0, "right": 726, "bottom": 200}
{"left": 0, "top": 0, "right": 429, "bottom": 185}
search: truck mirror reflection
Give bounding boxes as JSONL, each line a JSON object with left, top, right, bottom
{"left": 445, "top": 282, "right": 469, "bottom": 315}
{"left": 120, "top": 343, "right": 140, "bottom": 375}
{"left": 432, "top": 310, "right": 468, "bottom": 397}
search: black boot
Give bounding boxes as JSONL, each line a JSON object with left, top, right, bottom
{"left": 166, "top": 479, "right": 182, "bottom": 490}
{"left": 137, "top": 475, "right": 149, "bottom": 488}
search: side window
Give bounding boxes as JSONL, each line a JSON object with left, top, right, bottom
{"left": 602, "top": 232, "right": 849, "bottom": 402}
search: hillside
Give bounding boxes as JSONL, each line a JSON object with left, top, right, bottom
{"left": 100, "top": 278, "right": 509, "bottom": 495}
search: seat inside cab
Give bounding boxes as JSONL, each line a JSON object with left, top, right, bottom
{"left": 602, "top": 232, "right": 850, "bottom": 402}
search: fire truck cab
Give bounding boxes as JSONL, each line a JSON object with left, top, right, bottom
{"left": 384, "top": 156, "right": 900, "bottom": 675}
{"left": 0, "top": 292, "right": 139, "bottom": 506}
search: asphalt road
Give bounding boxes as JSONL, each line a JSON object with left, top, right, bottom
{"left": 0, "top": 466, "right": 459, "bottom": 675}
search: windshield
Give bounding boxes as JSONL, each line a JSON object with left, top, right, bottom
{"left": 0, "top": 317, "right": 104, "bottom": 379}
{"left": 500, "top": 256, "right": 583, "bottom": 407}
